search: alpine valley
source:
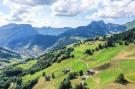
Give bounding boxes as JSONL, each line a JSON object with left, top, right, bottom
{"left": 0, "top": 20, "right": 127, "bottom": 58}
{"left": 0, "top": 19, "right": 135, "bottom": 89}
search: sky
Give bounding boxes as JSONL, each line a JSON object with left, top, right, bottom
{"left": 0, "top": 0, "right": 135, "bottom": 28}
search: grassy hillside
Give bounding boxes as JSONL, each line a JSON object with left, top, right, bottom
{"left": 26, "top": 42, "right": 128, "bottom": 89}
{"left": 5, "top": 40, "right": 134, "bottom": 89}
{"left": 5, "top": 40, "right": 135, "bottom": 89}
{"left": 32, "top": 42, "right": 135, "bottom": 89}
{"left": 16, "top": 60, "right": 37, "bottom": 70}
{"left": 2, "top": 29, "right": 135, "bottom": 89}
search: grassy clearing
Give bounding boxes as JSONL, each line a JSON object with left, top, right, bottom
{"left": 16, "top": 60, "right": 37, "bottom": 70}
{"left": 72, "top": 41, "right": 103, "bottom": 58}
{"left": 86, "top": 45, "right": 126, "bottom": 68}
{"left": 119, "top": 60, "right": 135, "bottom": 73}
{"left": 125, "top": 72, "right": 135, "bottom": 83}
{"left": 101, "top": 59, "right": 135, "bottom": 89}
{"left": 118, "top": 60, "right": 135, "bottom": 83}
{"left": 86, "top": 67, "right": 121, "bottom": 89}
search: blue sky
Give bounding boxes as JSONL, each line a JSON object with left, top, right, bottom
{"left": 0, "top": 0, "right": 135, "bottom": 27}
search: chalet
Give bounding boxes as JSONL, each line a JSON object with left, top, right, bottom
{"left": 87, "top": 69, "right": 95, "bottom": 75}
{"left": 62, "top": 68, "right": 71, "bottom": 74}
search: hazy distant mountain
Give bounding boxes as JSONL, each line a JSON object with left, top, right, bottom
{"left": 0, "top": 24, "right": 38, "bottom": 46}
{"left": 60, "top": 20, "right": 127, "bottom": 38}
{"left": 125, "top": 20, "right": 135, "bottom": 29}
{"left": 36, "top": 27, "right": 70, "bottom": 36}
{"left": 0, "top": 24, "right": 58, "bottom": 57}
{"left": 0, "top": 47, "right": 21, "bottom": 60}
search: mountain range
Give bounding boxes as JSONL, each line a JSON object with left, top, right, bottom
{"left": 60, "top": 20, "right": 127, "bottom": 38}
{"left": 0, "top": 20, "right": 132, "bottom": 58}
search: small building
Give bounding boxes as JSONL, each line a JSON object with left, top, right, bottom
{"left": 62, "top": 68, "right": 71, "bottom": 74}
{"left": 87, "top": 69, "right": 95, "bottom": 75}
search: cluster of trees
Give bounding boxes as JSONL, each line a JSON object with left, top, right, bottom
{"left": 68, "top": 72, "right": 78, "bottom": 80}
{"left": 59, "top": 70, "right": 88, "bottom": 89}
{"left": 84, "top": 49, "right": 93, "bottom": 55}
{"left": 106, "top": 28, "right": 135, "bottom": 46}
{"left": 43, "top": 72, "right": 55, "bottom": 81}
{"left": 59, "top": 78, "right": 72, "bottom": 89}
{"left": 0, "top": 72, "right": 38, "bottom": 89}
{"left": 115, "top": 74, "right": 128, "bottom": 85}
{"left": 22, "top": 78, "right": 38, "bottom": 89}
{"left": 0, "top": 66, "right": 24, "bottom": 89}
{"left": 4, "top": 67, "right": 23, "bottom": 76}
{"left": 68, "top": 70, "right": 84, "bottom": 80}
{"left": 74, "top": 82, "right": 89, "bottom": 89}
{"left": 0, "top": 76, "right": 12, "bottom": 89}
{"left": 15, "top": 77, "right": 23, "bottom": 89}
{"left": 0, "top": 75, "right": 23, "bottom": 89}
{"left": 12, "top": 76, "right": 37, "bottom": 89}
{"left": 59, "top": 78, "right": 89, "bottom": 89}
{"left": 84, "top": 43, "right": 106, "bottom": 56}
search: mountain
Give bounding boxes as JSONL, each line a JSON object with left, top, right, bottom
{"left": 0, "top": 47, "right": 21, "bottom": 60}
{"left": 60, "top": 20, "right": 127, "bottom": 38}
{"left": 0, "top": 24, "right": 58, "bottom": 57}
{"left": 125, "top": 20, "right": 135, "bottom": 29}
{"left": 36, "top": 27, "right": 70, "bottom": 36}
{"left": 0, "top": 23, "right": 38, "bottom": 46}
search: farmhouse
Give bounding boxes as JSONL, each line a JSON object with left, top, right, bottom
{"left": 87, "top": 69, "right": 95, "bottom": 75}
{"left": 62, "top": 68, "right": 71, "bottom": 74}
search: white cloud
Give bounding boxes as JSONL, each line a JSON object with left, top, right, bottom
{"left": 86, "top": 0, "right": 135, "bottom": 19}
{"left": 0, "top": 12, "right": 9, "bottom": 26}
{"left": 52, "top": 0, "right": 93, "bottom": 16}
{"left": 1, "top": 0, "right": 135, "bottom": 27}
{"left": 3, "top": 0, "right": 135, "bottom": 19}
{"left": 52, "top": 0, "right": 135, "bottom": 19}
{"left": 3, "top": 0, "right": 57, "bottom": 21}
